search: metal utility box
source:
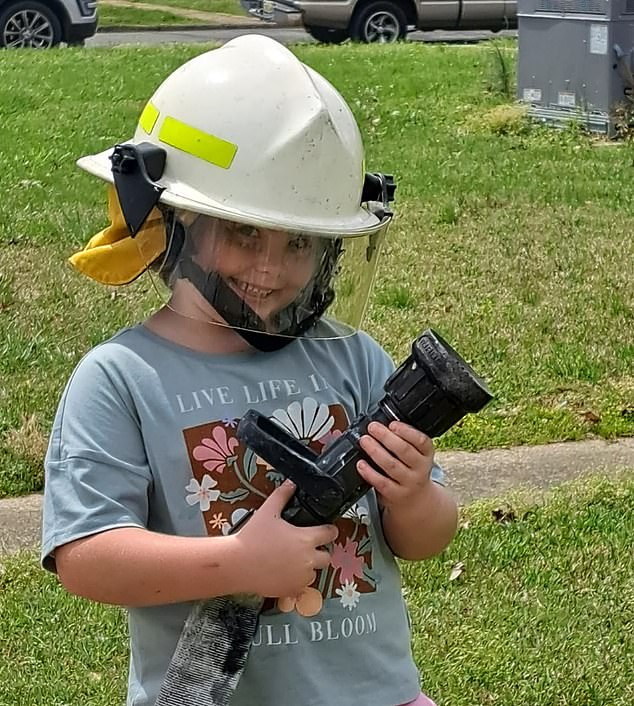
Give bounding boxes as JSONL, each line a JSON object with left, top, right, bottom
{"left": 517, "top": 0, "right": 634, "bottom": 133}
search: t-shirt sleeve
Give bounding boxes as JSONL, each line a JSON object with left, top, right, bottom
{"left": 357, "top": 330, "right": 396, "bottom": 410}
{"left": 41, "top": 348, "right": 152, "bottom": 572}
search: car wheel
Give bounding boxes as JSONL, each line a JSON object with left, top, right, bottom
{"left": 305, "top": 24, "right": 348, "bottom": 44}
{"left": 350, "top": 1, "right": 407, "bottom": 43}
{"left": 0, "top": 1, "right": 62, "bottom": 48}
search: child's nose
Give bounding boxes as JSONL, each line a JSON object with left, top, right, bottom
{"left": 255, "top": 238, "right": 288, "bottom": 275}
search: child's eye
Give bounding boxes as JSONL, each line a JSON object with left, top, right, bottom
{"left": 237, "top": 225, "right": 259, "bottom": 238}
{"left": 229, "top": 225, "right": 261, "bottom": 248}
{"left": 288, "top": 235, "right": 312, "bottom": 253}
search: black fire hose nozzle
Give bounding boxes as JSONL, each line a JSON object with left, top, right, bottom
{"left": 234, "top": 329, "right": 493, "bottom": 529}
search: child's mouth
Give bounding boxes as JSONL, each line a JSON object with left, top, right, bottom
{"left": 232, "top": 279, "right": 273, "bottom": 299}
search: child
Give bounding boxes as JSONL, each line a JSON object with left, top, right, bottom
{"left": 42, "top": 34, "right": 458, "bottom": 706}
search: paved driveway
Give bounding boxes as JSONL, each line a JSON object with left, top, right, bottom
{"left": 87, "top": 26, "right": 517, "bottom": 47}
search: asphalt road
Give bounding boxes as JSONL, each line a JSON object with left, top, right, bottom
{"left": 87, "top": 26, "right": 516, "bottom": 47}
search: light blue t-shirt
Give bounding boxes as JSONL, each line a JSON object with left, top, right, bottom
{"left": 42, "top": 321, "right": 444, "bottom": 706}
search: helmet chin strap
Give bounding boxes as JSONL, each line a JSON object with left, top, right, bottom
{"left": 178, "top": 257, "right": 332, "bottom": 352}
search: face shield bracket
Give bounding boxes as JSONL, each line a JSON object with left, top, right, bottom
{"left": 110, "top": 142, "right": 166, "bottom": 236}
{"left": 362, "top": 172, "right": 396, "bottom": 220}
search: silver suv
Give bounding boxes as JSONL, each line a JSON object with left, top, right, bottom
{"left": 243, "top": 0, "right": 516, "bottom": 43}
{"left": 0, "top": 0, "right": 97, "bottom": 47}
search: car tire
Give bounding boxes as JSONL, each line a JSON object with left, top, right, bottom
{"left": 0, "top": 0, "right": 62, "bottom": 48}
{"left": 305, "top": 24, "right": 348, "bottom": 44}
{"left": 350, "top": 1, "right": 407, "bottom": 43}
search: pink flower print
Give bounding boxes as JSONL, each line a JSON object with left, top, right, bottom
{"left": 317, "top": 429, "right": 343, "bottom": 448}
{"left": 193, "top": 425, "right": 239, "bottom": 473}
{"left": 330, "top": 537, "right": 365, "bottom": 584}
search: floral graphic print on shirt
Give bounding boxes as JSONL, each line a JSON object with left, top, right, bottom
{"left": 182, "top": 397, "right": 378, "bottom": 616}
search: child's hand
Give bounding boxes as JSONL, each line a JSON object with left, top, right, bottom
{"left": 356, "top": 420, "right": 434, "bottom": 510}
{"left": 234, "top": 480, "right": 338, "bottom": 598}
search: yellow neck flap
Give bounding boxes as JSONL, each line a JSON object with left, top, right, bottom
{"left": 69, "top": 185, "right": 166, "bottom": 285}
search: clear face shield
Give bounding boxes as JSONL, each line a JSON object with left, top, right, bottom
{"left": 98, "top": 144, "right": 395, "bottom": 351}
{"left": 145, "top": 211, "right": 387, "bottom": 347}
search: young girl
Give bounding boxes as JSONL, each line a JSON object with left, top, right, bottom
{"left": 42, "top": 34, "right": 458, "bottom": 706}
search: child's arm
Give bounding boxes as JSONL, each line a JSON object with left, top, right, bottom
{"left": 355, "top": 421, "right": 458, "bottom": 561}
{"left": 55, "top": 480, "right": 338, "bottom": 607}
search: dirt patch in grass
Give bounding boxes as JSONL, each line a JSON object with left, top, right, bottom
{"left": 3, "top": 414, "right": 48, "bottom": 467}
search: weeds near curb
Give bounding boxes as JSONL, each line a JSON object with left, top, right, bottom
{"left": 488, "top": 42, "right": 515, "bottom": 100}
{"left": 611, "top": 98, "right": 634, "bottom": 141}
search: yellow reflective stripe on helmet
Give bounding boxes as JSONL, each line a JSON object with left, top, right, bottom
{"left": 159, "top": 116, "right": 237, "bottom": 169}
{"left": 139, "top": 102, "right": 160, "bottom": 135}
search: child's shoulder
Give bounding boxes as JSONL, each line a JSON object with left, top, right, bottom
{"left": 77, "top": 324, "right": 149, "bottom": 364}
{"left": 67, "top": 325, "right": 158, "bottom": 391}
{"left": 304, "top": 319, "right": 394, "bottom": 379}
{"left": 311, "top": 318, "right": 385, "bottom": 355}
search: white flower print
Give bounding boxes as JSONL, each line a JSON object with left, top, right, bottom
{"left": 185, "top": 475, "right": 221, "bottom": 512}
{"left": 335, "top": 580, "right": 361, "bottom": 611}
{"left": 271, "top": 397, "right": 334, "bottom": 443}
{"left": 342, "top": 502, "right": 370, "bottom": 525}
{"left": 221, "top": 508, "right": 250, "bottom": 535}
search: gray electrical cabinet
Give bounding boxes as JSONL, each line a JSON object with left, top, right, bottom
{"left": 517, "top": 0, "right": 634, "bottom": 133}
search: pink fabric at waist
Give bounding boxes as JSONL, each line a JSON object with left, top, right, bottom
{"left": 399, "top": 693, "right": 438, "bottom": 706}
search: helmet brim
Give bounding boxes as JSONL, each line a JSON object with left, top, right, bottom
{"left": 77, "top": 147, "right": 387, "bottom": 238}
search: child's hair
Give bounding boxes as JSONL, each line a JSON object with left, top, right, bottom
{"left": 150, "top": 205, "right": 186, "bottom": 287}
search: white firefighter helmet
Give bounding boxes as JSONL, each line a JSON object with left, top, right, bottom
{"left": 75, "top": 35, "right": 395, "bottom": 350}
{"left": 77, "top": 34, "right": 389, "bottom": 238}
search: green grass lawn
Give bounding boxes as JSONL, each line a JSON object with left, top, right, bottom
{"left": 1, "top": 475, "right": 632, "bottom": 704}
{"left": 98, "top": 5, "right": 205, "bottom": 27}
{"left": 0, "top": 42, "right": 633, "bottom": 497}
{"left": 123, "top": 0, "right": 246, "bottom": 13}
{"left": 97, "top": 0, "right": 248, "bottom": 28}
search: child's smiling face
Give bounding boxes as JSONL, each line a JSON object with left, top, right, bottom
{"left": 191, "top": 217, "right": 326, "bottom": 324}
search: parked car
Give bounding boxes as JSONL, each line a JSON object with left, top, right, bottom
{"left": 0, "top": 0, "right": 97, "bottom": 47}
{"left": 242, "top": 0, "right": 516, "bottom": 43}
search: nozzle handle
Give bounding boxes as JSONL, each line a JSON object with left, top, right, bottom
{"left": 237, "top": 410, "right": 343, "bottom": 501}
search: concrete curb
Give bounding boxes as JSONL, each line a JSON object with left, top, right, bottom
{"left": 1, "top": 437, "right": 632, "bottom": 558}
{"left": 439, "top": 436, "right": 634, "bottom": 504}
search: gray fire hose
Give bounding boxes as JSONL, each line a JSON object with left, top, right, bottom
{"left": 154, "top": 595, "right": 264, "bottom": 706}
